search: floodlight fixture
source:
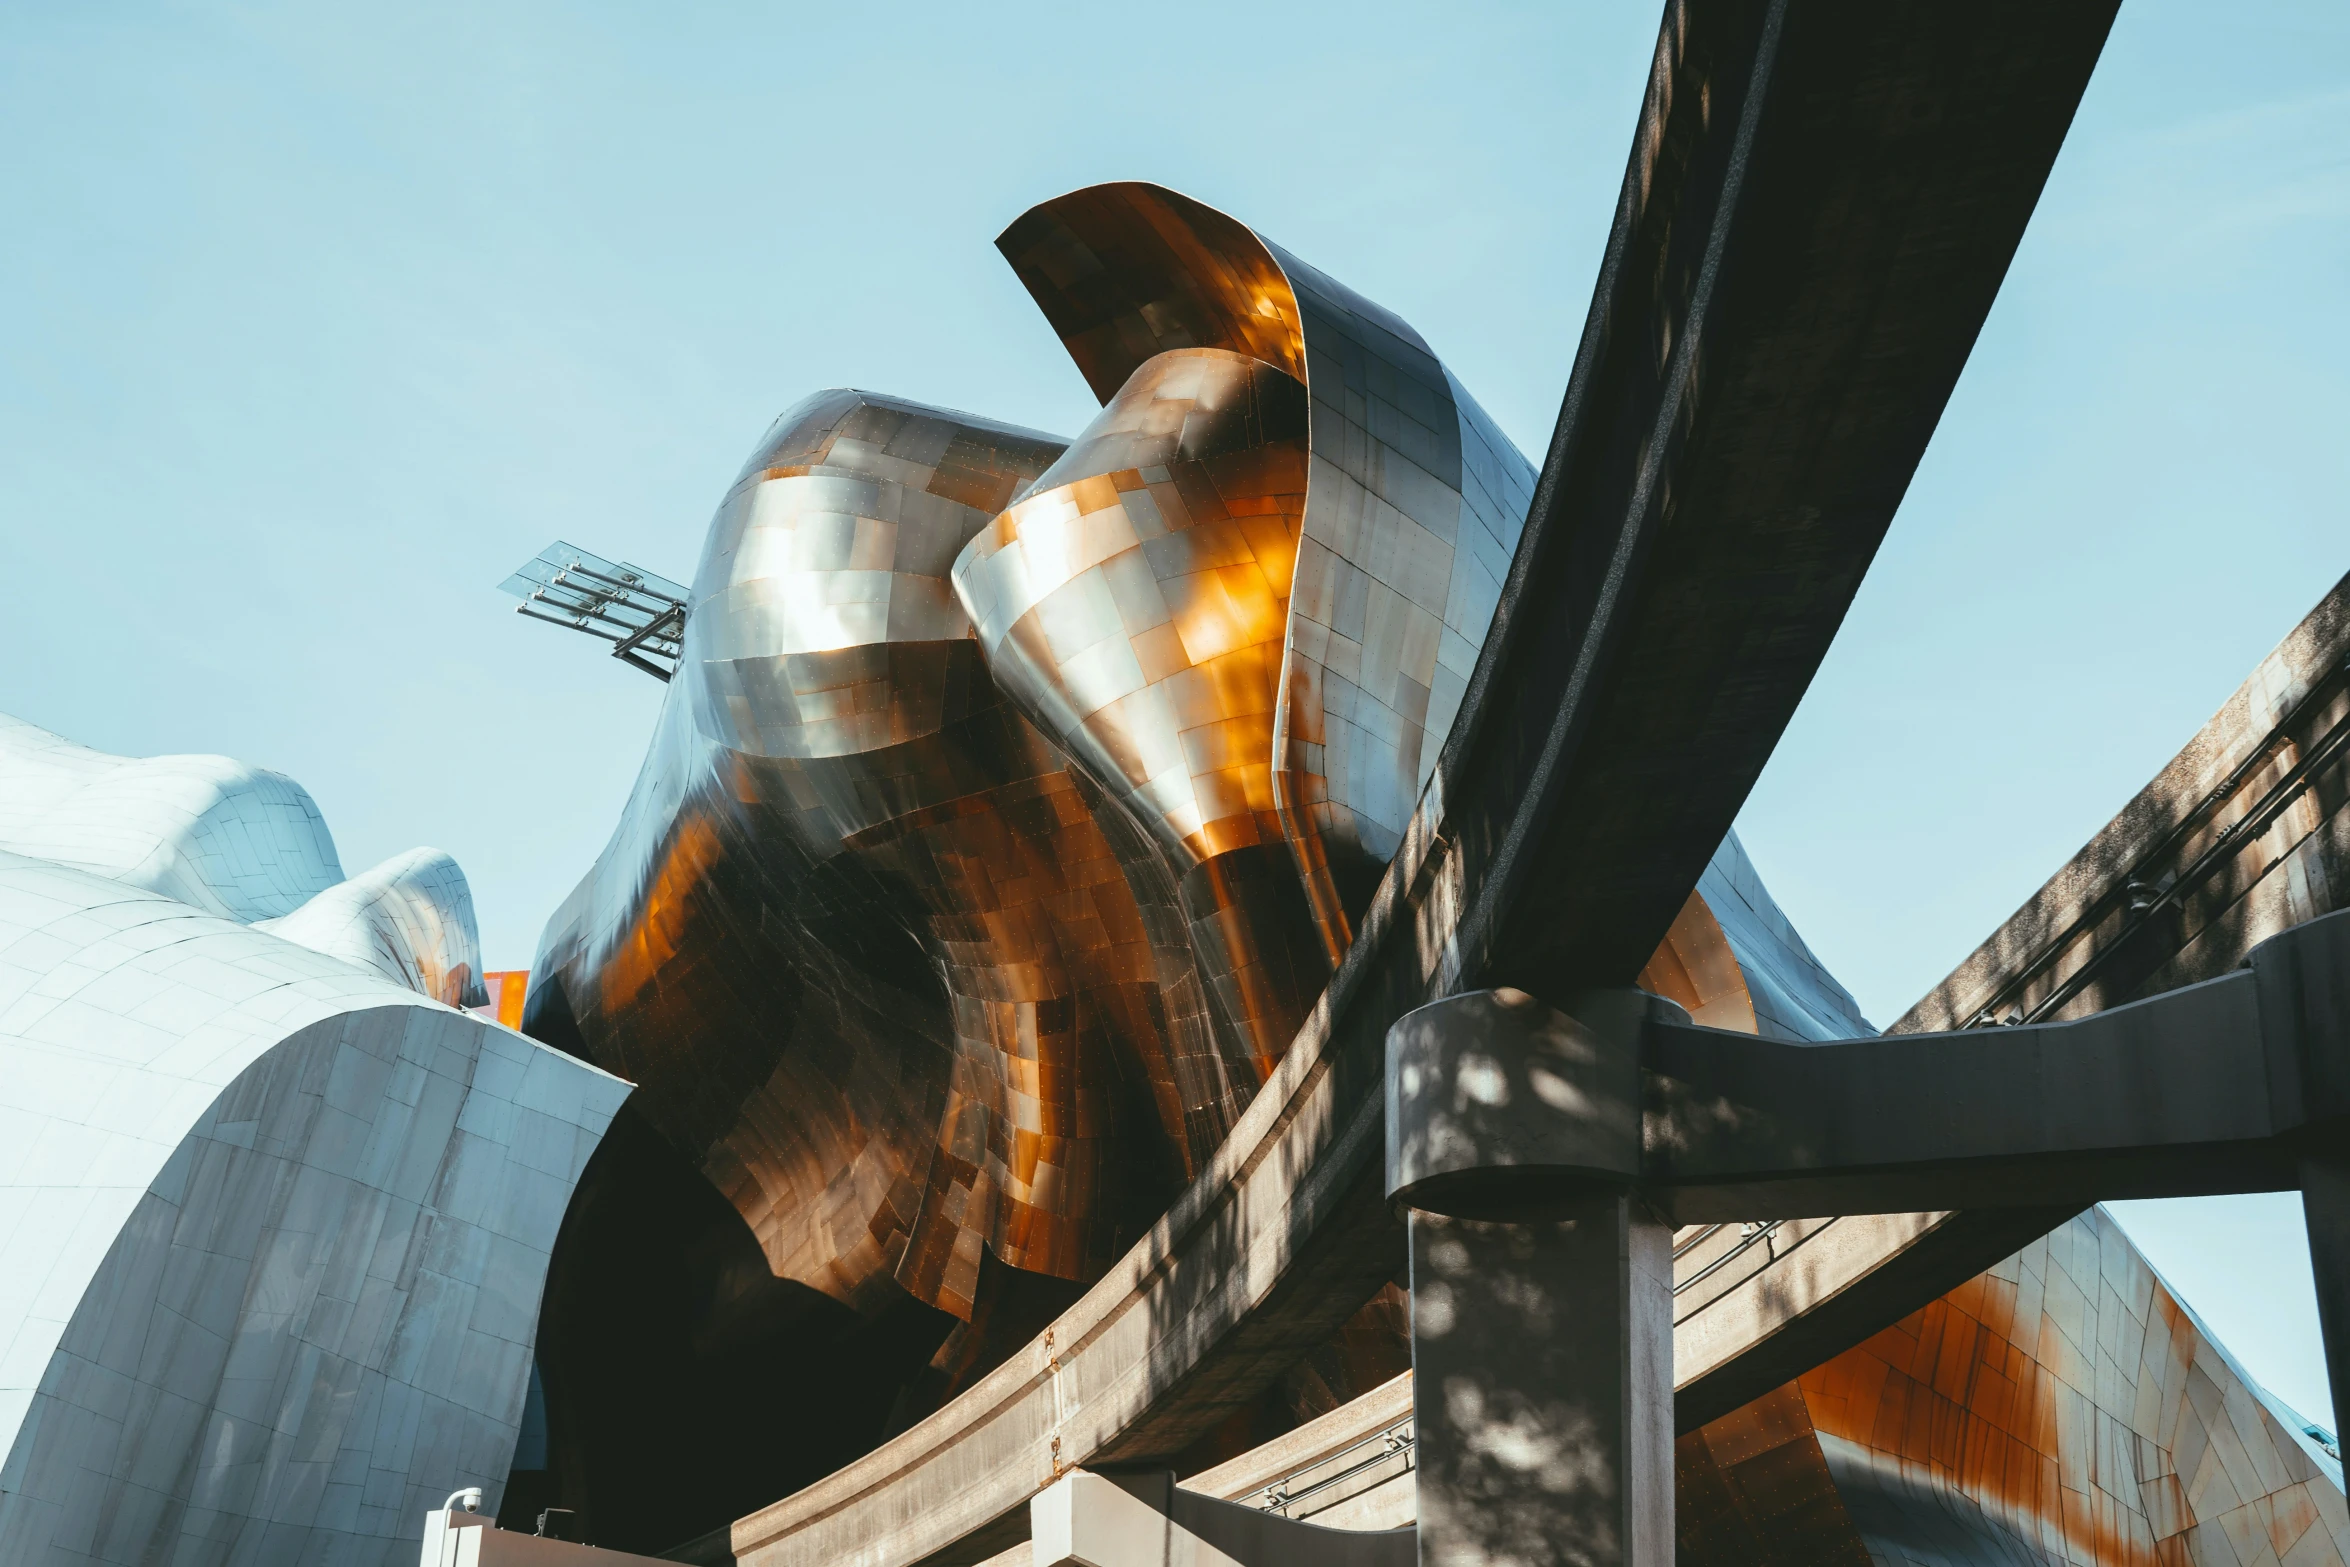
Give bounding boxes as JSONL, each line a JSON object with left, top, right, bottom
{"left": 498, "top": 540, "right": 691, "bottom": 682}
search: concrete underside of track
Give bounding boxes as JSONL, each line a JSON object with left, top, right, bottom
{"left": 730, "top": 4, "right": 2128, "bottom": 1563}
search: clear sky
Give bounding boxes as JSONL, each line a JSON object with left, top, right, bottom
{"left": 4, "top": 3, "right": 2344, "bottom": 1428}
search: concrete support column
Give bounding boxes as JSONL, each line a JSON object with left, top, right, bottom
{"left": 1386, "top": 987, "right": 1682, "bottom": 1567}
{"left": 1409, "top": 1202, "right": 1673, "bottom": 1567}
{"left": 2301, "top": 1152, "right": 2350, "bottom": 1442}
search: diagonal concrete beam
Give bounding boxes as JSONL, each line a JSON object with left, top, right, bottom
{"left": 1642, "top": 907, "right": 2349, "bottom": 1218}
{"left": 1028, "top": 1472, "right": 1413, "bottom": 1567}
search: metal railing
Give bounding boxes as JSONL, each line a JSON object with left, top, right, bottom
{"left": 1255, "top": 1414, "right": 1415, "bottom": 1518}
{"left": 1672, "top": 1219, "right": 1785, "bottom": 1297}
{"left": 1963, "top": 655, "right": 2350, "bottom": 1029}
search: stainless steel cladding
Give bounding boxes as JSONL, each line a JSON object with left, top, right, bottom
{"left": 520, "top": 184, "right": 1879, "bottom": 1546}
{"left": 528, "top": 186, "right": 1543, "bottom": 1373}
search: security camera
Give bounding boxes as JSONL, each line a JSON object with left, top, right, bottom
{"left": 444, "top": 1488, "right": 484, "bottom": 1514}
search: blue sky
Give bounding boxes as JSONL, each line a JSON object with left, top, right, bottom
{"left": 3, "top": 3, "right": 2344, "bottom": 1427}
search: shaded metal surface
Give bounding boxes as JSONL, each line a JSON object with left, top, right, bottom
{"left": 530, "top": 389, "right": 1224, "bottom": 1328}
{"left": 523, "top": 390, "right": 1232, "bottom": 1547}
{"left": 1637, "top": 833, "right": 1875, "bottom": 1045}
{"left": 1682, "top": 1209, "right": 2348, "bottom": 1567}
{"left": 1676, "top": 1382, "right": 1870, "bottom": 1567}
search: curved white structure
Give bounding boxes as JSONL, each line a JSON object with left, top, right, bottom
{"left": 0, "top": 713, "right": 341, "bottom": 923}
{"left": 0, "top": 716, "right": 629, "bottom": 1564}
{"left": 259, "top": 846, "right": 491, "bottom": 1010}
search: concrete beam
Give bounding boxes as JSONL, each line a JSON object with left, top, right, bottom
{"left": 1643, "top": 907, "right": 2350, "bottom": 1218}
{"left": 1387, "top": 987, "right": 1674, "bottom": 1565}
{"left": 420, "top": 1508, "right": 675, "bottom": 1566}
{"left": 1027, "top": 1473, "right": 1412, "bottom": 1567}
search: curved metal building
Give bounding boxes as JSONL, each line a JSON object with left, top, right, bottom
{"left": 515, "top": 184, "right": 1877, "bottom": 1553}
{"left": 0, "top": 715, "right": 628, "bottom": 1565}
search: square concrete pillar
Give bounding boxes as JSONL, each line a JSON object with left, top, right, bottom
{"left": 1408, "top": 1199, "right": 1673, "bottom": 1567}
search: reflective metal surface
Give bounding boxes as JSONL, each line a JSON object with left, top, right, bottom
{"left": 531, "top": 188, "right": 1549, "bottom": 1359}
{"left": 1638, "top": 829, "right": 1874, "bottom": 1042}
{"left": 524, "top": 384, "right": 1312, "bottom": 1547}
{"left": 521, "top": 187, "right": 1566, "bottom": 1541}
{"left": 0, "top": 713, "right": 627, "bottom": 1566}
{"left": 998, "top": 182, "right": 1537, "bottom": 958}
{"left": 1679, "top": 1208, "right": 2349, "bottom": 1567}
{"left": 715, "top": 8, "right": 2216, "bottom": 1558}
{"left": 524, "top": 181, "right": 1896, "bottom": 1557}
{"left": 532, "top": 390, "right": 1226, "bottom": 1328}
{"left": 956, "top": 347, "right": 1318, "bottom": 1072}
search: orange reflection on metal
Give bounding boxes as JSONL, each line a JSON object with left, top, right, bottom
{"left": 596, "top": 811, "right": 722, "bottom": 1015}
{"left": 534, "top": 181, "right": 1544, "bottom": 1432}
{"left": 1635, "top": 889, "right": 1758, "bottom": 1032}
{"left": 1682, "top": 1208, "right": 2349, "bottom": 1567}
{"left": 476, "top": 969, "right": 530, "bottom": 1030}
{"left": 534, "top": 391, "right": 1277, "bottom": 1364}
{"left": 958, "top": 348, "right": 1323, "bottom": 1071}
{"left": 1001, "top": 182, "right": 1539, "bottom": 974}
{"left": 1676, "top": 1383, "right": 1869, "bottom": 1567}
{"left": 994, "top": 184, "right": 1305, "bottom": 401}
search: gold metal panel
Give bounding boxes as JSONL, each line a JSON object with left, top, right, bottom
{"left": 999, "top": 182, "right": 1537, "bottom": 961}
{"left": 994, "top": 183, "right": 1304, "bottom": 401}
{"left": 1791, "top": 1209, "right": 2346, "bottom": 1567}
{"left": 1677, "top": 1383, "right": 1872, "bottom": 1567}
{"left": 957, "top": 347, "right": 1317, "bottom": 1073}
{"left": 535, "top": 390, "right": 1261, "bottom": 1340}
{"left": 1667, "top": 814, "right": 2346, "bottom": 1567}
{"left": 535, "top": 188, "right": 1547, "bottom": 1483}
{"left": 1636, "top": 889, "right": 1760, "bottom": 1033}
{"left": 1680, "top": 1211, "right": 2350, "bottom": 1567}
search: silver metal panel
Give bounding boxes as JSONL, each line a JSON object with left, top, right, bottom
{"left": 0, "top": 718, "right": 627, "bottom": 1566}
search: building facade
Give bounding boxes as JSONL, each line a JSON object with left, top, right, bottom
{"left": 0, "top": 715, "right": 628, "bottom": 1564}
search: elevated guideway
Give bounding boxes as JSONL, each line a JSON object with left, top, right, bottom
{"left": 729, "top": 3, "right": 2125, "bottom": 1563}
